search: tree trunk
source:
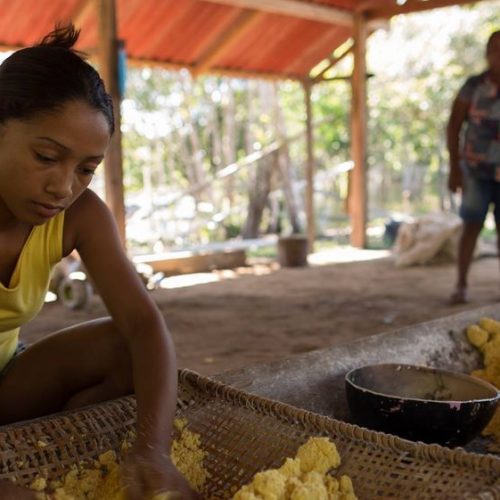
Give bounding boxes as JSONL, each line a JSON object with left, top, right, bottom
{"left": 176, "top": 128, "right": 198, "bottom": 192}
{"left": 277, "top": 146, "right": 301, "bottom": 233}
{"left": 180, "top": 73, "right": 212, "bottom": 204}
{"left": 271, "top": 84, "right": 302, "bottom": 234}
{"left": 245, "top": 81, "right": 256, "bottom": 154}
{"left": 242, "top": 151, "right": 276, "bottom": 238}
{"left": 206, "top": 82, "right": 223, "bottom": 170}
{"left": 222, "top": 81, "right": 237, "bottom": 208}
{"left": 155, "top": 139, "right": 167, "bottom": 188}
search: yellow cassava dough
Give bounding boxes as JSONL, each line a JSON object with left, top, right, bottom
{"left": 233, "top": 437, "right": 356, "bottom": 500}
{"left": 171, "top": 417, "right": 207, "bottom": 491}
{"left": 467, "top": 317, "right": 500, "bottom": 452}
{"left": 31, "top": 418, "right": 207, "bottom": 499}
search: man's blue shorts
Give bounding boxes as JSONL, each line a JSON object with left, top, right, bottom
{"left": 460, "top": 170, "right": 500, "bottom": 224}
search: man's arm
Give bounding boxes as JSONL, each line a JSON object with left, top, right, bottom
{"left": 447, "top": 96, "right": 469, "bottom": 193}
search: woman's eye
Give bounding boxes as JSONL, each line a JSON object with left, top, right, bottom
{"left": 35, "top": 152, "right": 57, "bottom": 163}
{"left": 80, "top": 167, "right": 96, "bottom": 177}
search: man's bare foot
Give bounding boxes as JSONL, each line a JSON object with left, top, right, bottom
{"left": 449, "top": 286, "right": 468, "bottom": 305}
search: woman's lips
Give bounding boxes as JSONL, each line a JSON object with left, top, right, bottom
{"left": 33, "top": 202, "right": 63, "bottom": 218}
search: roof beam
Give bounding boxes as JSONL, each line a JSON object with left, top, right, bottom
{"left": 365, "top": 0, "right": 494, "bottom": 18}
{"left": 128, "top": 56, "right": 302, "bottom": 81}
{"left": 71, "top": 0, "right": 94, "bottom": 28}
{"left": 201, "top": 0, "right": 354, "bottom": 27}
{"left": 283, "top": 28, "right": 346, "bottom": 75}
{"left": 312, "top": 43, "right": 354, "bottom": 83}
{"left": 309, "top": 18, "right": 384, "bottom": 84}
{"left": 193, "top": 9, "right": 262, "bottom": 75}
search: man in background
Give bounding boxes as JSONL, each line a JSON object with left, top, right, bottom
{"left": 447, "top": 30, "right": 500, "bottom": 304}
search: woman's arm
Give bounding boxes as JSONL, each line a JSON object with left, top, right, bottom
{"left": 66, "top": 190, "right": 177, "bottom": 450}
{"left": 64, "top": 190, "right": 193, "bottom": 497}
{"left": 0, "top": 481, "right": 36, "bottom": 499}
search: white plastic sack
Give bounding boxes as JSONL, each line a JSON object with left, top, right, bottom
{"left": 393, "top": 212, "right": 462, "bottom": 267}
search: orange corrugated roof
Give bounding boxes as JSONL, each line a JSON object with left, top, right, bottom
{"left": 0, "top": 0, "right": 478, "bottom": 79}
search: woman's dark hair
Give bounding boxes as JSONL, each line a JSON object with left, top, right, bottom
{"left": 0, "top": 24, "right": 114, "bottom": 133}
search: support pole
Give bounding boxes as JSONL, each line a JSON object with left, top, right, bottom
{"left": 349, "top": 13, "right": 368, "bottom": 248}
{"left": 303, "top": 81, "right": 315, "bottom": 253}
{"left": 98, "top": 0, "right": 126, "bottom": 245}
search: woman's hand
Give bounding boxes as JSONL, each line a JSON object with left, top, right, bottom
{"left": 122, "top": 444, "right": 199, "bottom": 500}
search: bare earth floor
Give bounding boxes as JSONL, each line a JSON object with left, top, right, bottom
{"left": 21, "top": 250, "right": 500, "bottom": 376}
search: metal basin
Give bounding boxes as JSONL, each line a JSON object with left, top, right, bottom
{"left": 345, "top": 363, "right": 499, "bottom": 447}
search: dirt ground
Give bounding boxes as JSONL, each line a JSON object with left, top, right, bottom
{"left": 20, "top": 248, "right": 500, "bottom": 376}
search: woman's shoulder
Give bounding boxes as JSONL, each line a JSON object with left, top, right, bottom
{"left": 63, "top": 189, "right": 113, "bottom": 254}
{"left": 67, "top": 189, "right": 107, "bottom": 213}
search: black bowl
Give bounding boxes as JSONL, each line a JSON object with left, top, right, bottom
{"left": 345, "top": 363, "right": 499, "bottom": 447}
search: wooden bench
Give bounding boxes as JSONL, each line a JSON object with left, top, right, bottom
{"left": 133, "top": 248, "right": 246, "bottom": 275}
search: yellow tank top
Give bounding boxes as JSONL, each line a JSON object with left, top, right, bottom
{"left": 0, "top": 211, "right": 64, "bottom": 371}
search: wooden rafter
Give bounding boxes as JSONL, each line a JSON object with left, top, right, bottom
{"left": 201, "top": 0, "right": 354, "bottom": 27}
{"left": 0, "top": 43, "right": 23, "bottom": 52}
{"left": 313, "top": 43, "right": 354, "bottom": 83}
{"left": 283, "top": 28, "right": 344, "bottom": 75}
{"left": 355, "top": 0, "right": 390, "bottom": 11}
{"left": 365, "top": 0, "right": 495, "bottom": 18}
{"left": 71, "top": 0, "right": 94, "bottom": 28}
{"left": 311, "top": 19, "right": 386, "bottom": 84}
{"left": 128, "top": 57, "right": 302, "bottom": 81}
{"left": 193, "top": 9, "right": 262, "bottom": 75}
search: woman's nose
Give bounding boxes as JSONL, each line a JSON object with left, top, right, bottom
{"left": 45, "top": 168, "right": 73, "bottom": 199}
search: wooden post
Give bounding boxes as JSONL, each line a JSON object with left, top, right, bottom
{"left": 98, "top": 0, "right": 126, "bottom": 245}
{"left": 303, "top": 81, "right": 315, "bottom": 253}
{"left": 349, "top": 13, "right": 368, "bottom": 248}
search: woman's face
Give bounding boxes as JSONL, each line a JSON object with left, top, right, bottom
{"left": 0, "top": 100, "right": 110, "bottom": 226}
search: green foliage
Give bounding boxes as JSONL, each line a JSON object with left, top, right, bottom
{"left": 366, "top": 3, "right": 500, "bottom": 214}
{"left": 118, "top": 2, "right": 500, "bottom": 250}
{"left": 246, "top": 245, "right": 278, "bottom": 259}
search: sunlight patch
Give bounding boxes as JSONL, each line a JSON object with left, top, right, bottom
{"left": 160, "top": 273, "right": 220, "bottom": 289}
{"left": 308, "top": 247, "right": 390, "bottom": 266}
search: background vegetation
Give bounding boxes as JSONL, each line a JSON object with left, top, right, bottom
{"left": 98, "top": 2, "right": 500, "bottom": 253}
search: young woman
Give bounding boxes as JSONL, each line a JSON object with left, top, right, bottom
{"left": 0, "top": 25, "right": 196, "bottom": 499}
